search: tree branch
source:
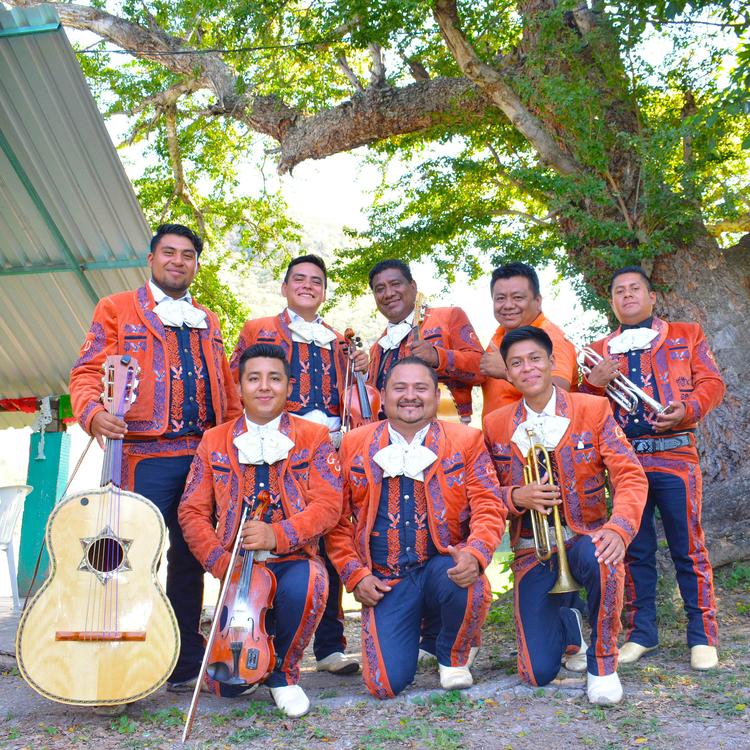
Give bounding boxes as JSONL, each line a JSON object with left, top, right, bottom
{"left": 707, "top": 212, "right": 750, "bottom": 237}
{"left": 368, "top": 43, "right": 386, "bottom": 89}
{"left": 337, "top": 53, "right": 365, "bottom": 93}
{"left": 432, "top": 0, "right": 581, "bottom": 176}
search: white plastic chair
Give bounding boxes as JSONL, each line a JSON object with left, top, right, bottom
{"left": 0, "top": 485, "right": 32, "bottom": 610}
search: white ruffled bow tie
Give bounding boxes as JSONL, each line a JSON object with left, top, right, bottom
{"left": 608, "top": 327, "right": 658, "bottom": 354}
{"left": 153, "top": 298, "right": 207, "bottom": 329}
{"left": 511, "top": 416, "right": 570, "bottom": 454}
{"left": 233, "top": 428, "right": 294, "bottom": 465}
{"left": 373, "top": 442, "right": 437, "bottom": 481}
{"left": 287, "top": 318, "right": 337, "bottom": 348}
{"left": 378, "top": 322, "right": 413, "bottom": 351}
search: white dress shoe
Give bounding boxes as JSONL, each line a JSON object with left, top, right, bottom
{"left": 587, "top": 672, "right": 623, "bottom": 705}
{"left": 420, "top": 646, "right": 478, "bottom": 668}
{"left": 270, "top": 685, "right": 310, "bottom": 718}
{"left": 618, "top": 641, "right": 658, "bottom": 664}
{"left": 315, "top": 651, "right": 360, "bottom": 675}
{"left": 562, "top": 608, "right": 588, "bottom": 673}
{"left": 439, "top": 664, "right": 473, "bottom": 690}
{"left": 690, "top": 645, "right": 718, "bottom": 670}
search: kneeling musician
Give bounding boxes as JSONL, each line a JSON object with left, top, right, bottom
{"left": 178, "top": 344, "right": 343, "bottom": 718}
{"left": 484, "top": 326, "right": 647, "bottom": 705}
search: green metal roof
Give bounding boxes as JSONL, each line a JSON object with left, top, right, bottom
{"left": 0, "top": 5, "right": 151, "bottom": 425}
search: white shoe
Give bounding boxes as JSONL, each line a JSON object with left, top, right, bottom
{"left": 315, "top": 651, "right": 360, "bottom": 675}
{"left": 438, "top": 664, "right": 473, "bottom": 690}
{"left": 618, "top": 641, "right": 658, "bottom": 664}
{"left": 586, "top": 672, "right": 623, "bottom": 705}
{"left": 420, "top": 646, "right": 478, "bottom": 667}
{"left": 270, "top": 685, "right": 310, "bottom": 718}
{"left": 690, "top": 645, "right": 718, "bottom": 670}
{"left": 467, "top": 646, "right": 479, "bottom": 668}
{"left": 562, "top": 608, "right": 588, "bottom": 673}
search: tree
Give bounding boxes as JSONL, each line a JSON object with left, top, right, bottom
{"left": 6, "top": 0, "right": 749, "bottom": 562}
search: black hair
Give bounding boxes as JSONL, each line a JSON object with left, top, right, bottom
{"left": 609, "top": 265, "right": 653, "bottom": 294}
{"left": 238, "top": 344, "right": 291, "bottom": 380}
{"left": 368, "top": 258, "right": 414, "bottom": 289}
{"left": 150, "top": 223, "right": 203, "bottom": 256}
{"left": 499, "top": 325, "right": 553, "bottom": 361}
{"left": 490, "top": 262, "right": 540, "bottom": 297}
{"left": 382, "top": 355, "right": 439, "bottom": 389}
{"left": 283, "top": 254, "right": 328, "bottom": 288}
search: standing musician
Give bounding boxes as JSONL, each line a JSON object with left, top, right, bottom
{"left": 580, "top": 266, "right": 725, "bottom": 670}
{"left": 229, "top": 254, "right": 365, "bottom": 676}
{"left": 367, "top": 259, "right": 485, "bottom": 423}
{"left": 484, "top": 326, "right": 647, "bottom": 705}
{"left": 69, "top": 224, "right": 241, "bottom": 695}
{"left": 178, "top": 344, "right": 343, "bottom": 718}
{"left": 481, "top": 262, "right": 578, "bottom": 418}
{"left": 326, "top": 356, "right": 506, "bottom": 698}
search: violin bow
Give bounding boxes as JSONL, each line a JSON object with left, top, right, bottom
{"left": 181, "top": 491, "right": 272, "bottom": 743}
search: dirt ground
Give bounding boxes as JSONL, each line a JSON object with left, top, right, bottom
{"left": 1, "top": 562, "right": 748, "bottom": 750}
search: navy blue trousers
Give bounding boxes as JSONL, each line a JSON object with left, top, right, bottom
{"left": 361, "top": 555, "right": 491, "bottom": 698}
{"left": 133, "top": 455, "right": 205, "bottom": 683}
{"left": 513, "top": 535, "right": 624, "bottom": 685}
{"left": 624, "top": 465, "right": 718, "bottom": 648}
{"left": 312, "top": 539, "right": 347, "bottom": 660}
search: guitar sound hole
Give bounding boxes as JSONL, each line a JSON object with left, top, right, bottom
{"left": 87, "top": 537, "right": 125, "bottom": 573}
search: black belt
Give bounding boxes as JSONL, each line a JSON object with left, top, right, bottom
{"left": 631, "top": 433, "right": 692, "bottom": 454}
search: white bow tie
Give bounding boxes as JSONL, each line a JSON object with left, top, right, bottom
{"left": 373, "top": 442, "right": 437, "bottom": 481}
{"left": 608, "top": 328, "right": 658, "bottom": 354}
{"left": 233, "top": 428, "right": 294, "bottom": 465}
{"left": 378, "top": 322, "right": 413, "bottom": 351}
{"left": 153, "top": 298, "right": 208, "bottom": 329}
{"left": 511, "top": 416, "right": 570, "bottom": 454}
{"left": 287, "top": 318, "right": 337, "bottom": 349}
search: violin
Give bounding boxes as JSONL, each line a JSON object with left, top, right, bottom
{"left": 341, "top": 328, "right": 381, "bottom": 430}
{"left": 183, "top": 491, "right": 276, "bottom": 741}
{"left": 17, "top": 355, "right": 179, "bottom": 707}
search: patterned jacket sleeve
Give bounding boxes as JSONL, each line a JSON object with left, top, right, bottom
{"left": 462, "top": 431, "right": 507, "bottom": 569}
{"left": 69, "top": 296, "right": 119, "bottom": 434}
{"left": 680, "top": 326, "right": 725, "bottom": 425}
{"left": 434, "top": 307, "right": 486, "bottom": 385}
{"left": 272, "top": 432, "right": 344, "bottom": 554}
{"left": 324, "top": 439, "right": 372, "bottom": 593}
{"left": 597, "top": 408, "right": 648, "bottom": 545}
{"left": 217, "top": 330, "right": 242, "bottom": 421}
{"left": 483, "top": 416, "right": 523, "bottom": 518}
{"left": 229, "top": 318, "right": 253, "bottom": 383}
{"left": 178, "top": 439, "right": 232, "bottom": 579}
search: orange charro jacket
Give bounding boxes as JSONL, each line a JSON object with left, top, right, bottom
{"left": 69, "top": 284, "right": 241, "bottom": 436}
{"left": 326, "top": 420, "right": 506, "bottom": 592}
{"left": 483, "top": 390, "right": 648, "bottom": 549}
{"left": 580, "top": 317, "right": 725, "bottom": 429}
{"left": 178, "top": 412, "right": 343, "bottom": 579}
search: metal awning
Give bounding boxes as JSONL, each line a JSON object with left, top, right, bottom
{"left": 0, "top": 4, "right": 150, "bottom": 426}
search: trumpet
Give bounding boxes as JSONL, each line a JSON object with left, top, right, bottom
{"left": 523, "top": 429, "right": 582, "bottom": 595}
{"left": 577, "top": 346, "right": 665, "bottom": 415}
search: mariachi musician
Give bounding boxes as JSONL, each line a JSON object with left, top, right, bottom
{"left": 484, "top": 326, "right": 647, "bottom": 705}
{"left": 178, "top": 344, "right": 343, "bottom": 717}
{"left": 481, "top": 262, "right": 578, "bottom": 418}
{"left": 326, "top": 356, "right": 506, "bottom": 698}
{"left": 69, "top": 223, "right": 241, "bottom": 699}
{"left": 228, "top": 254, "right": 365, "bottom": 676}
{"left": 367, "top": 259, "right": 485, "bottom": 423}
{"left": 580, "top": 266, "right": 725, "bottom": 670}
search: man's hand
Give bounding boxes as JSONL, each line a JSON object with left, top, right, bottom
{"left": 480, "top": 348, "right": 507, "bottom": 379}
{"left": 408, "top": 339, "right": 439, "bottom": 367}
{"left": 446, "top": 545, "right": 481, "bottom": 588}
{"left": 585, "top": 356, "right": 620, "bottom": 388}
{"left": 511, "top": 482, "right": 561, "bottom": 514}
{"left": 241, "top": 520, "right": 277, "bottom": 551}
{"left": 351, "top": 349, "right": 369, "bottom": 374}
{"left": 90, "top": 411, "right": 127, "bottom": 449}
{"left": 654, "top": 401, "right": 686, "bottom": 433}
{"left": 590, "top": 528, "right": 625, "bottom": 566}
{"left": 353, "top": 575, "right": 392, "bottom": 607}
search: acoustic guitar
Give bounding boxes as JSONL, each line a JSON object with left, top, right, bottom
{"left": 16, "top": 354, "right": 179, "bottom": 706}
